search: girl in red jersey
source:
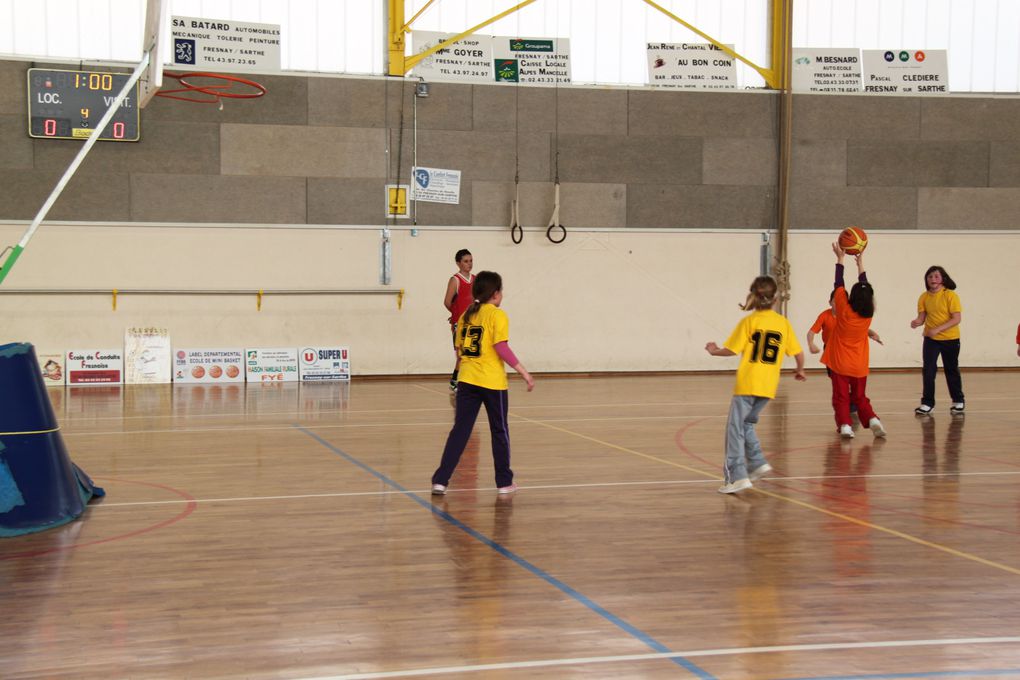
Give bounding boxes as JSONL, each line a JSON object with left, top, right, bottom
{"left": 443, "top": 249, "right": 474, "bottom": 391}
{"left": 821, "top": 243, "right": 886, "bottom": 439}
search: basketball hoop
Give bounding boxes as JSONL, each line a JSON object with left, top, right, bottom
{"left": 154, "top": 72, "right": 267, "bottom": 106}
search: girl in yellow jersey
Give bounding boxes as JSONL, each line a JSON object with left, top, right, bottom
{"left": 432, "top": 271, "right": 534, "bottom": 496}
{"left": 706, "top": 276, "right": 806, "bottom": 494}
{"left": 910, "top": 265, "right": 964, "bottom": 415}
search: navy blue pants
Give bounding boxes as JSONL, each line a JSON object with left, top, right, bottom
{"left": 432, "top": 382, "right": 513, "bottom": 488}
{"left": 921, "top": 337, "right": 964, "bottom": 407}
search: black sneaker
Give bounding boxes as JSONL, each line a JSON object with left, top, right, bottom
{"left": 914, "top": 405, "right": 934, "bottom": 416}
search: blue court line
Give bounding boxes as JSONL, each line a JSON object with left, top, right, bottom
{"left": 295, "top": 425, "right": 715, "bottom": 680}
{"left": 779, "top": 669, "right": 1020, "bottom": 679}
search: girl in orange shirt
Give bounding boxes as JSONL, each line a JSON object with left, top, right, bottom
{"left": 821, "top": 244, "right": 886, "bottom": 439}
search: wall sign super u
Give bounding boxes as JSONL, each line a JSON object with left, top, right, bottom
{"left": 27, "top": 68, "right": 140, "bottom": 142}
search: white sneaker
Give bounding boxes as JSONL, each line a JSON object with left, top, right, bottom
{"left": 839, "top": 424, "right": 854, "bottom": 438}
{"left": 718, "top": 478, "right": 752, "bottom": 494}
{"left": 431, "top": 484, "right": 447, "bottom": 495}
{"left": 868, "top": 417, "right": 887, "bottom": 438}
{"left": 497, "top": 483, "right": 518, "bottom": 494}
{"left": 914, "top": 404, "right": 934, "bottom": 416}
{"left": 950, "top": 403, "right": 965, "bottom": 415}
{"left": 749, "top": 463, "right": 773, "bottom": 481}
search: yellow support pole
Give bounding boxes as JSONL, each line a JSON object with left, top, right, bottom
{"left": 257, "top": 288, "right": 263, "bottom": 311}
{"left": 388, "top": 0, "right": 407, "bottom": 77}
{"left": 112, "top": 288, "right": 117, "bottom": 311}
{"left": 397, "top": 289, "right": 404, "bottom": 310}
{"left": 770, "top": 0, "right": 791, "bottom": 90}
{"left": 388, "top": 0, "right": 539, "bottom": 76}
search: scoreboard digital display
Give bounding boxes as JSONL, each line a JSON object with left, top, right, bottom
{"left": 27, "top": 68, "right": 140, "bottom": 142}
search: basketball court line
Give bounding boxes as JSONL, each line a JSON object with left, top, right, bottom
{"left": 300, "top": 636, "right": 1020, "bottom": 679}
{"left": 53, "top": 384, "right": 1015, "bottom": 424}
{"left": 512, "top": 413, "right": 1020, "bottom": 577}
{"left": 292, "top": 425, "right": 716, "bottom": 680}
{"left": 85, "top": 469, "right": 1020, "bottom": 508}
{"left": 60, "top": 404, "right": 1020, "bottom": 438}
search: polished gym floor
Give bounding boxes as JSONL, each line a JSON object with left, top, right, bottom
{"left": 1, "top": 370, "right": 1019, "bottom": 679}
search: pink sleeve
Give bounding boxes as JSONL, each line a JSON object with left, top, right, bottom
{"left": 494, "top": 341, "right": 519, "bottom": 366}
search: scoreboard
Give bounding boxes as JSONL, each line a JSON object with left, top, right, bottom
{"left": 27, "top": 68, "right": 140, "bottom": 142}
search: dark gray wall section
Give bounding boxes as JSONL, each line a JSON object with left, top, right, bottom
{"left": 2, "top": 59, "right": 1019, "bottom": 230}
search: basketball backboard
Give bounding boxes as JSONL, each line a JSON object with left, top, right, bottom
{"left": 139, "top": 0, "right": 169, "bottom": 107}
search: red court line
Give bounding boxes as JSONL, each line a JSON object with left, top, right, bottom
{"left": 0, "top": 478, "right": 197, "bottom": 560}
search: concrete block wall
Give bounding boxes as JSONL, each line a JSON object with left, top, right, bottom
{"left": 3, "top": 59, "right": 1019, "bottom": 231}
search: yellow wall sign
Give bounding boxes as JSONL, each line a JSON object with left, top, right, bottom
{"left": 385, "top": 184, "right": 410, "bottom": 218}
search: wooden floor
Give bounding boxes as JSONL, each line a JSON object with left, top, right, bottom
{"left": 2, "top": 371, "right": 1020, "bottom": 679}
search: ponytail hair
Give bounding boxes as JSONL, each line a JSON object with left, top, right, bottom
{"left": 849, "top": 282, "right": 875, "bottom": 318}
{"left": 740, "top": 276, "right": 778, "bottom": 311}
{"left": 462, "top": 271, "right": 502, "bottom": 324}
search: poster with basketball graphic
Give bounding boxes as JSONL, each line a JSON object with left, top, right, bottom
{"left": 174, "top": 349, "right": 245, "bottom": 383}
{"left": 299, "top": 346, "right": 351, "bottom": 381}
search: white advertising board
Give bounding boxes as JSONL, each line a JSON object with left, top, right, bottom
{"left": 173, "top": 349, "right": 245, "bottom": 383}
{"left": 792, "top": 49, "right": 862, "bottom": 93}
{"left": 37, "top": 352, "right": 65, "bottom": 385}
{"left": 299, "top": 346, "right": 351, "bottom": 381}
{"left": 245, "top": 348, "right": 299, "bottom": 383}
{"left": 862, "top": 49, "right": 948, "bottom": 94}
{"left": 493, "top": 37, "right": 570, "bottom": 85}
{"left": 125, "top": 327, "right": 172, "bottom": 384}
{"left": 647, "top": 43, "right": 737, "bottom": 89}
{"left": 411, "top": 166, "right": 461, "bottom": 204}
{"left": 66, "top": 349, "right": 123, "bottom": 385}
{"left": 412, "top": 31, "right": 493, "bottom": 83}
{"left": 171, "top": 16, "right": 281, "bottom": 73}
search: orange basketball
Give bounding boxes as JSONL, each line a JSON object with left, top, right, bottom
{"left": 838, "top": 226, "right": 868, "bottom": 254}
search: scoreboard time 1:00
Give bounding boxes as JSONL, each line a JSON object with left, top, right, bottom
{"left": 27, "top": 68, "right": 140, "bottom": 142}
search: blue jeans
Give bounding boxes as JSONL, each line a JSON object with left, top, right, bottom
{"left": 724, "top": 395, "right": 770, "bottom": 484}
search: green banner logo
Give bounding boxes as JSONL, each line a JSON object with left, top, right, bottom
{"left": 495, "top": 59, "right": 519, "bottom": 82}
{"left": 510, "top": 39, "right": 554, "bottom": 52}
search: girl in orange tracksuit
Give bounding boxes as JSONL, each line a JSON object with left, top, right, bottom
{"left": 821, "top": 243, "right": 886, "bottom": 439}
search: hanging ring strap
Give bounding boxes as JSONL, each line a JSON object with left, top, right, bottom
{"left": 510, "top": 179, "right": 523, "bottom": 244}
{"left": 546, "top": 183, "right": 566, "bottom": 244}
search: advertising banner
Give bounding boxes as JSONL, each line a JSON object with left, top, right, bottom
{"left": 647, "top": 43, "right": 737, "bottom": 89}
{"left": 66, "top": 349, "right": 123, "bottom": 385}
{"left": 299, "top": 346, "right": 351, "bottom": 381}
{"left": 412, "top": 31, "right": 493, "bottom": 83}
{"left": 125, "top": 327, "right": 172, "bottom": 384}
{"left": 174, "top": 349, "right": 245, "bottom": 383}
{"left": 493, "top": 36, "right": 570, "bottom": 85}
{"left": 172, "top": 16, "right": 281, "bottom": 73}
{"left": 245, "top": 348, "right": 299, "bottom": 383}
{"left": 862, "top": 49, "right": 948, "bottom": 94}
{"left": 792, "top": 48, "right": 863, "bottom": 93}
{"left": 411, "top": 166, "right": 461, "bottom": 204}
{"left": 37, "top": 352, "right": 65, "bottom": 385}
